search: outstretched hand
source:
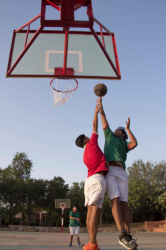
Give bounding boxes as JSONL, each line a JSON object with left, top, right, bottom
{"left": 126, "top": 117, "right": 130, "bottom": 130}
{"left": 95, "top": 104, "right": 100, "bottom": 113}
{"left": 96, "top": 97, "right": 102, "bottom": 110}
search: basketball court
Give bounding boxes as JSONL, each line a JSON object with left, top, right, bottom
{"left": 0, "top": 231, "right": 166, "bottom": 250}
{"left": 2, "top": 1, "right": 166, "bottom": 250}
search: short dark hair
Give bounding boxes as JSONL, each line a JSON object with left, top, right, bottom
{"left": 75, "top": 134, "right": 86, "bottom": 148}
{"left": 117, "top": 127, "right": 128, "bottom": 141}
{"left": 73, "top": 204, "right": 78, "bottom": 208}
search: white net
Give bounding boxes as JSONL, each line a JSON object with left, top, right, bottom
{"left": 51, "top": 79, "right": 77, "bottom": 107}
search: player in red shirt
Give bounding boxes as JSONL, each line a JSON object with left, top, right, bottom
{"left": 75, "top": 105, "right": 108, "bottom": 250}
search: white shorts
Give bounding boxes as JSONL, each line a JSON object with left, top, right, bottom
{"left": 69, "top": 226, "right": 79, "bottom": 235}
{"left": 105, "top": 166, "right": 128, "bottom": 202}
{"left": 84, "top": 174, "right": 106, "bottom": 209}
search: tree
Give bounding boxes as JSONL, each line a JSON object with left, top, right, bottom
{"left": 69, "top": 182, "right": 87, "bottom": 226}
{"left": 100, "top": 194, "right": 113, "bottom": 226}
{"left": 44, "top": 176, "right": 69, "bottom": 226}
{"left": 0, "top": 152, "right": 33, "bottom": 224}
{"left": 12, "top": 152, "right": 33, "bottom": 180}
{"left": 158, "top": 191, "right": 166, "bottom": 219}
{"left": 128, "top": 160, "right": 166, "bottom": 222}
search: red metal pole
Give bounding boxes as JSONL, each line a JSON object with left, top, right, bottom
{"left": 15, "top": 14, "right": 41, "bottom": 33}
{"left": 24, "top": 23, "right": 30, "bottom": 48}
{"left": 63, "top": 27, "right": 69, "bottom": 76}
{"left": 90, "top": 27, "right": 120, "bottom": 78}
{"left": 6, "top": 30, "right": 16, "bottom": 75}
{"left": 100, "top": 25, "right": 105, "bottom": 49}
{"left": 7, "top": 27, "right": 42, "bottom": 76}
{"left": 93, "top": 17, "right": 114, "bottom": 36}
{"left": 45, "top": 0, "right": 61, "bottom": 11}
{"left": 41, "top": 1, "right": 46, "bottom": 20}
{"left": 74, "top": 0, "right": 88, "bottom": 11}
{"left": 112, "top": 34, "right": 121, "bottom": 76}
{"left": 87, "top": 1, "right": 93, "bottom": 21}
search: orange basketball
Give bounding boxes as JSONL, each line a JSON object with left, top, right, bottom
{"left": 94, "top": 83, "right": 107, "bottom": 97}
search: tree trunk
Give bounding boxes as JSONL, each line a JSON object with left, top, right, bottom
{"left": 56, "top": 213, "right": 60, "bottom": 227}
{"left": 22, "top": 213, "right": 26, "bottom": 225}
{"left": 9, "top": 206, "right": 13, "bottom": 225}
{"left": 9, "top": 211, "right": 12, "bottom": 225}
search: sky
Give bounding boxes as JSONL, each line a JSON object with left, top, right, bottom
{"left": 0, "top": 0, "right": 166, "bottom": 187}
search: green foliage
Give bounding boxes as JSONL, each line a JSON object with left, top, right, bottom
{"left": 44, "top": 176, "right": 69, "bottom": 226}
{"left": 69, "top": 181, "right": 87, "bottom": 225}
{"left": 101, "top": 194, "right": 113, "bottom": 224}
{"left": 1, "top": 154, "right": 166, "bottom": 226}
{"left": 128, "top": 160, "right": 166, "bottom": 221}
{"left": 158, "top": 191, "right": 166, "bottom": 207}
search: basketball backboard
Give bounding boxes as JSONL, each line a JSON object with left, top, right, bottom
{"left": 6, "top": 0, "right": 121, "bottom": 80}
{"left": 7, "top": 30, "right": 120, "bottom": 80}
{"left": 55, "top": 199, "right": 71, "bottom": 209}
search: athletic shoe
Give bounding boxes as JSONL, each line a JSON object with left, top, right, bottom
{"left": 83, "top": 242, "right": 100, "bottom": 250}
{"left": 69, "top": 243, "right": 72, "bottom": 247}
{"left": 128, "top": 233, "right": 138, "bottom": 248}
{"left": 78, "top": 243, "right": 84, "bottom": 247}
{"left": 89, "top": 244, "right": 100, "bottom": 250}
{"left": 83, "top": 242, "right": 90, "bottom": 250}
{"left": 119, "top": 231, "right": 137, "bottom": 250}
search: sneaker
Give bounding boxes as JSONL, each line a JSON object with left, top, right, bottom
{"left": 119, "top": 231, "right": 137, "bottom": 250}
{"left": 78, "top": 243, "right": 84, "bottom": 247}
{"left": 83, "top": 242, "right": 90, "bottom": 250}
{"left": 128, "top": 233, "right": 138, "bottom": 248}
{"left": 69, "top": 243, "right": 72, "bottom": 247}
{"left": 89, "top": 244, "right": 100, "bottom": 250}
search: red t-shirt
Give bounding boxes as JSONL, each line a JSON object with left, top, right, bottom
{"left": 83, "top": 133, "right": 108, "bottom": 178}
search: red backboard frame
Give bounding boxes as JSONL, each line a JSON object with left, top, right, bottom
{"left": 6, "top": 0, "right": 121, "bottom": 80}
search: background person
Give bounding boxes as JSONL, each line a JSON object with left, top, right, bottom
{"left": 69, "top": 204, "right": 84, "bottom": 247}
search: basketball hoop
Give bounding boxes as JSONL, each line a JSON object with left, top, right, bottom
{"left": 55, "top": 199, "right": 71, "bottom": 232}
{"left": 50, "top": 78, "right": 78, "bottom": 107}
{"left": 60, "top": 203, "right": 66, "bottom": 211}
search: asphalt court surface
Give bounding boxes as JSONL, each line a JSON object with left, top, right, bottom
{"left": 0, "top": 231, "right": 166, "bottom": 250}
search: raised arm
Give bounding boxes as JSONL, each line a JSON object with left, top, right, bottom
{"left": 126, "top": 117, "right": 138, "bottom": 150}
{"left": 93, "top": 105, "right": 99, "bottom": 133}
{"left": 96, "top": 97, "right": 108, "bottom": 128}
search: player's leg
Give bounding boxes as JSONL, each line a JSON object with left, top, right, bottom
{"left": 76, "top": 227, "right": 84, "bottom": 247}
{"left": 117, "top": 168, "right": 137, "bottom": 249}
{"left": 118, "top": 169, "right": 130, "bottom": 233}
{"left": 120, "top": 201, "right": 130, "bottom": 233}
{"left": 89, "top": 206, "right": 101, "bottom": 244}
{"left": 106, "top": 171, "right": 124, "bottom": 230}
{"left": 69, "top": 227, "right": 74, "bottom": 247}
{"left": 83, "top": 178, "right": 91, "bottom": 249}
{"left": 84, "top": 174, "right": 106, "bottom": 250}
{"left": 106, "top": 167, "right": 137, "bottom": 249}
{"left": 70, "top": 235, "right": 73, "bottom": 243}
{"left": 111, "top": 197, "right": 124, "bottom": 230}
{"left": 86, "top": 206, "right": 92, "bottom": 238}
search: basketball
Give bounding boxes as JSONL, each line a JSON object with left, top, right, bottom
{"left": 94, "top": 83, "right": 107, "bottom": 97}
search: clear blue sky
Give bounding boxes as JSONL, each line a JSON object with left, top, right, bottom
{"left": 0, "top": 0, "right": 166, "bottom": 186}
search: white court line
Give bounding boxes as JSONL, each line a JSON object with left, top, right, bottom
{"left": 45, "top": 50, "right": 83, "bottom": 73}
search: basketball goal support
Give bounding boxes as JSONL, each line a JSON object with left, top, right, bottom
{"left": 55, "top": 199, "right": 71, "bottom": 232}
{"left": 6, "top": 0, "right": 121, "bottom": 79}
{"left": 61, "top": 206, "right": 64, "bottom": 232}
